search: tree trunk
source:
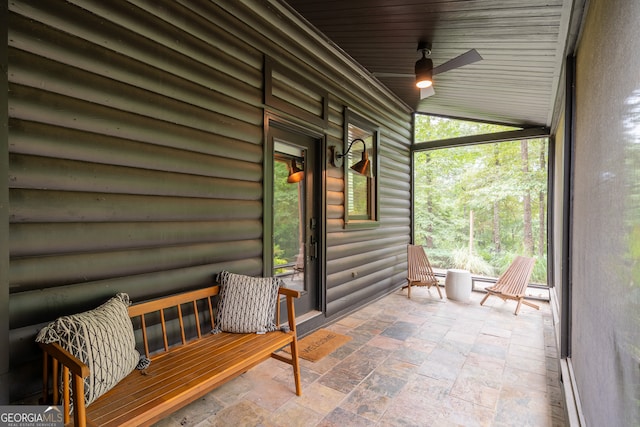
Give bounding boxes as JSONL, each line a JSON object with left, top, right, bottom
{"left": 492, "top": 144, "right": 501, "bottom": 252}
{"left": 425, "top": 153, "right": 434, "bottom": 248}
{"left": 521, "top": 140, "right": 534, "bottom": 256}
{"left": 538, "top": 143, "right": 546, "bottom": 259}
{"left": 426, "top": 196, "right": 434, "bottom": 248}
{"left": 493, "top": 201, "right": 501, "bottom": 252}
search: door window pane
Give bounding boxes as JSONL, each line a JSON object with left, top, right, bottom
{"left": 273, "top": 147, "right": 305, "bottom": 292}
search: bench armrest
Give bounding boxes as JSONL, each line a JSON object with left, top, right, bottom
{"left": 278, "top": 287, "right": 301, "bottom": 298}
{"left": 39, "top": 342, "right": 90, "bottom": 427}
{"left": 39, "top": 342, "right": 90, "bottom": 378}
{"left": 277, "top": 287, "right": 301, "bottom": 332}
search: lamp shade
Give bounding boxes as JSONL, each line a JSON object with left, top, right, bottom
{"left": 415, "top": 55, "right": 433, "bottom": 88}
{"left": 331, "top": 138, "right": 374, "bottom": 178}
{"left": 350, "top": 151, "right": 372, "bottom": 178}
{"left": 287, "top": 159, "right": 304, "bottom": 183}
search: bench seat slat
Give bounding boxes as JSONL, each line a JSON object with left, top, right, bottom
{"left": 89, "top": 332, "right": 292, "bottom": 414}
{"left": 90, "top": 331, "right": 295, "bottom": 426}
{"left": 89, "top": 333, "right": 256, "bottom": 412}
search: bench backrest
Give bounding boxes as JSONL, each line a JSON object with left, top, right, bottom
{"left": 128, "top": 286, "right": 220, "bottom": 359}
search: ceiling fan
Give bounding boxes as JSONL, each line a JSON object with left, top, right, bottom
{"left": 374, "top": 42, "right": 483, "bottom": 100}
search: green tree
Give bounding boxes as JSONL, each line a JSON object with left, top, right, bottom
{"left": 413, "top": 115, "right": 549, "bottom": 283}
{"left": 273, "top": 160, "right": 302, "bottom": 264}
{"left": 521, "top": 140, "right": 534, "bottom": 256}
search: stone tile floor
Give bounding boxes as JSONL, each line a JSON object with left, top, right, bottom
{"left": 154, "top": 288, "right": 566, "bottom": 427}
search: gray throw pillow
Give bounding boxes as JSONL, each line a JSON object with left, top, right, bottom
{"left": 213, "top": 271, "right": 281, "bottom": 334}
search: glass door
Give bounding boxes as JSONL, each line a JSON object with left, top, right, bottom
{"left": 270, "top": 126, "right": 319, "bottom": 317}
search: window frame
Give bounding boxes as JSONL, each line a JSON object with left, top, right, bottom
{"left": 343, "top": 108, "right": 380, "bottom": 229}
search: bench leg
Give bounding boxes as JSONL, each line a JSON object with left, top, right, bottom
{"left": 62, "top": 367, "right": 70, "bottom": 425}
{"left": 290, "top": 340, "right": 302, "bottom": 396}
{"left": 71, "top": 374, "right": 87, "bottom": 427}
{"left": 402, "top": 280, "right": 413, "bottom": 299}
{"left": 42, "top": 352, "right": 49, "bottom": 405}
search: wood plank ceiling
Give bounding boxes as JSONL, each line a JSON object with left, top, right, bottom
{"left": 283, "top": 0, "right": 578, "bottom": 127}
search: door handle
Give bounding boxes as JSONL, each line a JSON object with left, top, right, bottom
{"left": 310, "top": 236, "right": 318, "bottom": 260}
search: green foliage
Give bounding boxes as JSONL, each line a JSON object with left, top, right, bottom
{"left": 415, "top": 115, "right": 519, "bottom": 142}
{"left": 488, "top": 251, "right": 547, "bottom": 283}
{"left": 348, "top": 172, "right": 368, "bottom": 217}
{"left": 450, "top": 248, "right": 495, "bottom": 275}
{"left": 414, "top": 115, "right": 549, "bottom": 283}
{"left": 531, "top": 255, "right": 548, "bottom": 283}
{"left": 273, "top": 244, "right": 288, "bottom": 275}
{"left": 489, "top": 251, "right": 522, "bottom": 273}
{"left": 273, "top": 160, "right": 302, "bottom": 262}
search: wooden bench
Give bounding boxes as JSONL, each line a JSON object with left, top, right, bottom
{"left": 39, "top": 285, "right": 301, "bottom": 427}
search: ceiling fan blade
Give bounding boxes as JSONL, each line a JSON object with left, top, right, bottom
{"left": 432, "top": 49, "right": 482, "bottom": 75}
{"left": 420, "top": 85, "right": 435, "bottom": 99}
{"left": 372, "top": 72, "right": 414, "bottom": 78}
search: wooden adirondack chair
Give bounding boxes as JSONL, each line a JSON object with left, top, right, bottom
{"left": 403, "top": 245, "right": 443, "bottom": 299}
{"left": 480, "top": 256, "right": 538, "bottom": 315}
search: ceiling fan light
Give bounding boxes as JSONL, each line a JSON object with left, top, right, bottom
{"left": 416, "top": 78, "right": 432, "bottom": 89}
{"left": 415, "top": 56, "right": 433, "bottom": 89}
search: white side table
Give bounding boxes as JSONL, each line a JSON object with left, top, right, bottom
{"left": 445, "top": 269, "right": 472, "bottom": 302}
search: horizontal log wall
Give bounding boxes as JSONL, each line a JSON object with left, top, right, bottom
{"left": 6, "top": 0, "right": 412, "bottom": 399}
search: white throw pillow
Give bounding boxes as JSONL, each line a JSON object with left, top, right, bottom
{"left": 36, "top": 293, "right": 140, "bottom": 407}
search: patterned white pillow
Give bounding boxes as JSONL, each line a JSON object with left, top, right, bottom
{"left": 36, "top": 293, "right": 140, "bottom": 407}
{"left": 213, "top": 271, "right": 281, "bottom": 334}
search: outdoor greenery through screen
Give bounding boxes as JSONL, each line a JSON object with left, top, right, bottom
{"left": 413, "top": 115, "right": 549, "bottom": 284}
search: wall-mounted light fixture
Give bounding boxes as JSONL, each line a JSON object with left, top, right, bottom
{"left": 329, "top": 138, "right": 373, "bottom": 178}
{"left": 286, "top": 158, "right": 304, "bottom": 183}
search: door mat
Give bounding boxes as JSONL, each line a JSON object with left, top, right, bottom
{"left": 287, "top": 329, "right": 352, "bottom": 362}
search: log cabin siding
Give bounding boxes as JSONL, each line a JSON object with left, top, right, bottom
{"left": 6, "top": 0, "right": 411, "bottom": 399}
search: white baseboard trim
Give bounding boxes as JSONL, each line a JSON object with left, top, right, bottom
{"left": 549, "top": 287, "right": 562, "bottom": 350}
{"left": 549, "top": 287, "right": 585, "bottom": 427}
{"left": 560, "top": 358, "right": 586, "bottom": 426}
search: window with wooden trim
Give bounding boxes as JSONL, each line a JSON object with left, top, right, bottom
{"left": 344, "top": 109, "right": 379, "bottom": 228}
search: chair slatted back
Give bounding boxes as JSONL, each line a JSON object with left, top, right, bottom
{"left": 492, "top": 256, "right": 535, "bottom": 297}
{"left": 408, "top": 244, "right": 436, "bottom": 283}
